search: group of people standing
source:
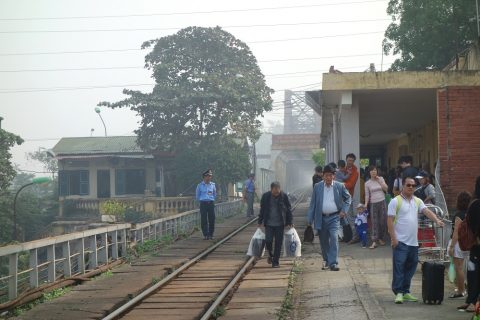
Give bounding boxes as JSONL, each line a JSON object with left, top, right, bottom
{"left": 308, "top": 153, "right": 445, "bottom": 305}
{"left": 448, "top": 177, "right": 480, "bottom": 313}
{"left": 195, "top": 161, "right": 480, "bottom": 307}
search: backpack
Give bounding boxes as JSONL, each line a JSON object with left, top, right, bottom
{"left": 414, "top": 185, "right": 427, "bottom": 201}
{"left": 458, "top": 215, "right": 476, "bottom": 251}
{"left": 393, "top": 195, "right": 421, "bottom": 224}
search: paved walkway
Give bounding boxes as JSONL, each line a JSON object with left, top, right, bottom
{"left": 293, "top": 215, "right": 471, "bottom": 320}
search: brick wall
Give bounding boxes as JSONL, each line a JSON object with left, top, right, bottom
{"left": 437, "top": 86, "right": 480, "bottom": 208}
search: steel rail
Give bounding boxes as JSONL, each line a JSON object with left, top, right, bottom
{"left": 102, "top": 216, "right": 258, "bottom": 320}
{"left": 199, "top": 189, "right": 308, "bottom": 320}
{"left": 200, "top": 256, "right": 255, "bottom": 320}
{"left": 102, "top": 189, "right": 308, "bottom": 320}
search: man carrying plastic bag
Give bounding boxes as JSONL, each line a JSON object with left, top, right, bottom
{"left": 257, "top": 181, "right": 293, "bottom": 268}
{"left": 284, "top": 227, "right": 302, "bottom": 257}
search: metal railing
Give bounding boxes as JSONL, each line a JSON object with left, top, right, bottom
{"left": 0, "top": 200, "right": 243, "bottom": 304}
{"left": 64, "top": 196, "right": 197, "bottom": 217}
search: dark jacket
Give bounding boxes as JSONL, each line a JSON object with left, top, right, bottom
{"left": 312, "top": 174, "right": 322, "bottom": 189}
{"left": 258, "top": 191, "right": 293, "bottom": 226}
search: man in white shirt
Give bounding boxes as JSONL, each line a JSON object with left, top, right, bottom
{"left": 387, "top": 177, "right": 444, "bottom": 304}
{"left": 307, "top": 165, "right": 351, "bottom": 271}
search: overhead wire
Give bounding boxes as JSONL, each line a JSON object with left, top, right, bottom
{"left": 0, "top": 53, "right": 386, "bottom": 73}
{"left": 0, "top": 21, "right": 388, "bottom": 34}
{"left": 0, "top": 0, "right": 387, "bottom": 21}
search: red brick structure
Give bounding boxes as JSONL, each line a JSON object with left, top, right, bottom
{"left": 437, "top": 86, "right": 480, "bottom": 206}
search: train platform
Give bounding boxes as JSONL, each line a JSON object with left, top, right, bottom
{"left": 290, "top": 205, "right": 467, "bottom": 320}
{"left": 10, "top": 203, "right": 469, "bottom": 320}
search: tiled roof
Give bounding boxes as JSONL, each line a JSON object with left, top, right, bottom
{"left": 52, "top": 136, "right": 145, "bottom": 155}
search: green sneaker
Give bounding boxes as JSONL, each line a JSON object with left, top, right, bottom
{"left": 395, "top": 293, "right": 404, "bottom": 304}
{"left": 403, "top": 293, "right": 418, "bottom": 302}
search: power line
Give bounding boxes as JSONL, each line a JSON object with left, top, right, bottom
{"left": 260, "top": 53, "right": 380, "bottom": 63}
{"left": 0, "top": 53, "right": 384, "bottom": 73}
{"left": 0, "top": 83, "right": 154, "bottom": 94}
{"left": 0, "top": 48, "right": 140, "bottom": 57}
{"left": 0, "top": 31, "right": 384, "bottom": 62}
{"left": 16, "top": 168, "right": 55, "bottom": 174}
{"left": 0, "top": 19, "right": 389, "bottom": 34}
{"left": 249, "top": 31, "right": 382, "bottom": 44}
{"left": 0, "top": 0, "right": 387, "bottom": 21}
{"left": 0, "top": 60, "right": 393, "bottom": 74}
{"left": 0, "top": 66, "right": 144, "bottom": 73}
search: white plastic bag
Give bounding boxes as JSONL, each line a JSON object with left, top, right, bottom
{"left": 246, "top": 228, "right": 266, "bottom": 257}
{"left": 284, "top": 227, "right": 302, "bottom": 257}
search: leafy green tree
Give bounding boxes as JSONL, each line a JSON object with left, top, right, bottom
{"left": 0, "top": 124, "right": 23, "bottom": 192}
{"left": 101, "top": 26, "right": 273, "bottom": 151}
{"left": 174, "top": 137, "right": 251, "bottom": 195}
{"left": 312, "top": 149, "right": 326, "bottom": 167}
{"left": 383, "top": 0, "right": 477, "bottom": 70}
{"left": 101, "top": 27, "right": 270, "bottom": 193}
{"left": 28, "top": 148, "right": 58, "bottom": 178}
{"left": 0, "top": 173, "right": 58, "bottom": 244}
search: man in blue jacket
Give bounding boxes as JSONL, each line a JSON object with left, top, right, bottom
{"left": 196, "top": 169, "right": 216, "bottom": 240}
{"left": 307, "top": 165, "right": 351, "bottom": 271}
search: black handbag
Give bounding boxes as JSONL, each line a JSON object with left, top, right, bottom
{"left": 303, "top": 225, "right": 314, "bottom": 243}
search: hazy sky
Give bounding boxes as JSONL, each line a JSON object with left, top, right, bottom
{"left": 0, "top": 0, "right": 395, "bottom": 174}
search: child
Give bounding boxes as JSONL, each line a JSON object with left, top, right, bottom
{"left": 335, "top": 160, "right": 351, "bottom": 183}
{"left": 355, "top": 203, "right": 369, "bottom": 248}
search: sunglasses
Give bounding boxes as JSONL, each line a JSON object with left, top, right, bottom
{"left": 405, "top": 184, "right": 415, "bottom": 188}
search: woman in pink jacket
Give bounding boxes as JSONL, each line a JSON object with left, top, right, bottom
{"left": 365, "top": 165, "right": 388, "bottom": 249}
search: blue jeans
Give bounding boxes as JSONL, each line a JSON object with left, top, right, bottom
{"left": 355, "top": 223, "right": 368, "bottom": 247}
{"left": 318, "top": 214, "right": 340, "bottom": 267}
{"left": 392, "top": 242, "right": 418, "bottom": 294}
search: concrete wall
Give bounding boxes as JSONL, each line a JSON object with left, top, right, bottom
{"left": 438, "top": 86, "right": 480, "bottom": 207}
{"left": 322, "top": 71, "right": 480, "bottom": 91}
{"left": 384, "top": 121, "right": 438, "bottom": 172}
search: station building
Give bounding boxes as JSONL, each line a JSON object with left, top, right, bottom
{"left": 306, "top": 70, "right": 480, "bottom": 210}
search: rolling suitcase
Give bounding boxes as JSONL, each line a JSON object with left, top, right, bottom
{"left": 421, "top": 261, "right": 445, "bottom": 304}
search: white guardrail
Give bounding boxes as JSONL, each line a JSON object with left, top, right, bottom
{"left": 0, "top": 200, "right": 244, "bottom": 304}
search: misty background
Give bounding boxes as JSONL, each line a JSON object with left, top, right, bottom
{"left": 0, "top": 0, "right": 394, "bottom": 174}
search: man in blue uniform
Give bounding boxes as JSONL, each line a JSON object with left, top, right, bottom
{"left": 196, "top": 169, "right": 217, "bottom": 240}
{"left": 243, "top": 173, "right": 256, "bottom": 218}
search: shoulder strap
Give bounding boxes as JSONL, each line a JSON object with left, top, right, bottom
{"left": 413, "top": 196, "right": 421, "bottom": 207}
{"left": 394, "top": 195, "right": 422, "bottom": 224}
{"left": 394, "top": 195, "right": 403, "bottom": 224}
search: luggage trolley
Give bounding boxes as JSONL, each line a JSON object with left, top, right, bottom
{"left": 418, "top": 204, "right": 448, "bottom": 263}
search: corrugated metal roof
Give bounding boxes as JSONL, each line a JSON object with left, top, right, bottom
{"left": 52, "top": 136, "right": 146, "bottom": 156}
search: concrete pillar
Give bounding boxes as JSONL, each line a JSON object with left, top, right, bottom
{"left": 339, "top": 96, "right": 360, "bottom": 205}
{"left": 332, "top": 109, "right": 339, "bottom": 162}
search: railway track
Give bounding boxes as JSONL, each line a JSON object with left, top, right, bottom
{"left": 102, "top": 189, "right": 309, "bottom": 320}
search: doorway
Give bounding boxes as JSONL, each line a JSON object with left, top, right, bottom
{"left": 97, "top": 170, "right": 111, "bottom": 198}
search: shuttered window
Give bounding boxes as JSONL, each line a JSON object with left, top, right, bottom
{"left": 58, "top": 170, "right": 89, "bottom": 196}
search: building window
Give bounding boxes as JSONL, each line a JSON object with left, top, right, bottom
{"left": 59, "top": 170, "right": 89, "bottom": 196}
{"left": 115, "top": 169, "right": 145, "bottom": 195}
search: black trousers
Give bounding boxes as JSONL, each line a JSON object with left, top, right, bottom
{"left": 265, "top": 225, "right": 284, "bottom": 264}
{"left": 200, "top": 201, "right": 215, "bottom": 237}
